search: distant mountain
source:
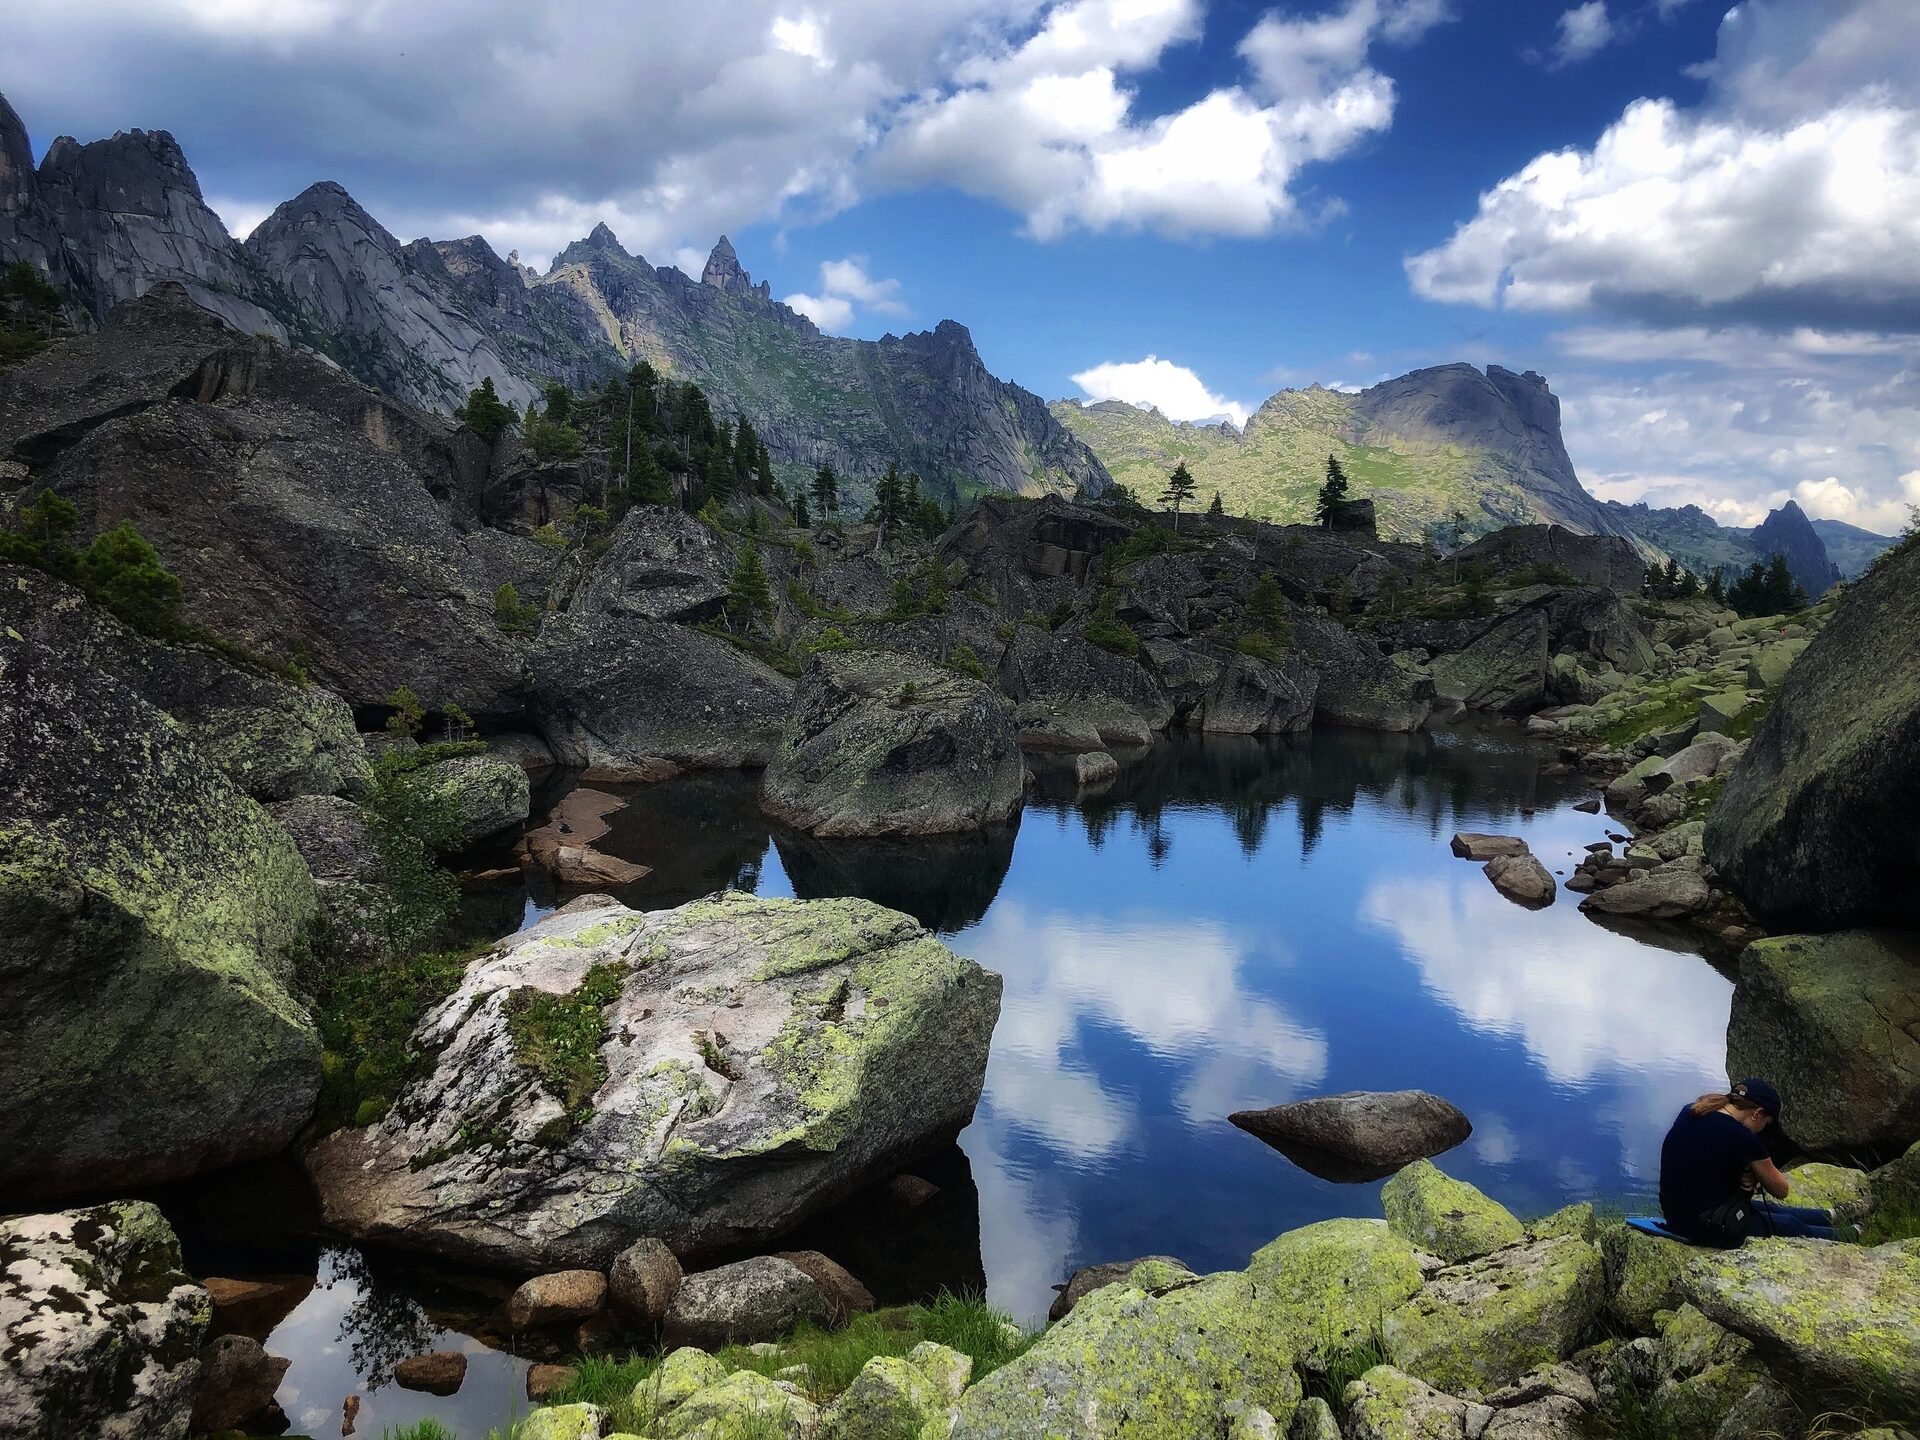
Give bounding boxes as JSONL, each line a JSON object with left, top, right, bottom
{"left": 0, "top": 92, "right": 1105, "bottom": 505}
{"left": 1053, "top": 365, "right": 1633, "bottom": 543}
{"left": 1604, "top": 498, "right": 1890, "bottom": 591}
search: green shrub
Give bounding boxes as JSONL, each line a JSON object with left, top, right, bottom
{"left": 946, "top": 643, "right": 986, "bottom": 680}
{"left": 493, "top": 581, "right": 541, "bottom": 634}
{"left": 1083, "top": 618, "right": 1140, "bottom": 657}
{"left": 531, "top": 522, "right": 567, "bottom": 551}
{"left": 384, "top": 685, "right": 425, "bottom": 740}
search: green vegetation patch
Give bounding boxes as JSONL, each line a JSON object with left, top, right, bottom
{"left": 304, "top": 944, "right": 476, "bottom": 1133}
{"left": 504, "top": 961, "right": 632, "bottom": 1124}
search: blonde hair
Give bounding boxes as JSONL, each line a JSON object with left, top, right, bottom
{"left": 1690, "top": 1091, "right": 1763, "bottom": 1118}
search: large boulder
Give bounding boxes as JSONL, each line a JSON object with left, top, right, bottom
{"left": 658, "top": 1370, "right": 818, "bottom": 1439}
{"left": 1724, "top": 931, "right": 1920, "bottom": 1154}
{"left": 761, "top": 651, "right": 1023, "bottom": 836}
{"left": 1431, "top": 608, "right": 1550, "bottom": 712}
{"left": 1294, "top": 615, "right": 1432, "bottom": 731}
{"left": 1382, "top": 1160, "right": 1526, "bottom": 1262}
{"left": 609, "top": 1237, "right": 684, "bottom": 1328}
{"left": 1228, "top": 1090, "right": 1471, "bottom": 1179}
{"left": 1454, "top": 525, "right": 1645, "bottom": 592}
{"left": 1705, "top": 540, "right": 1920, "bottom": 927}
{"left": 1681, "top": 1239, "right": 1920, "bottom": 1417}
{"left": 529, "top": 613, "right": 794, "bottom": 771}
{"left": 0, "top": 1202, "right": 211, "bottom": 1440}
{"left": 1049, "top": 1256, "right": 1196, "bottom": 1322}
{"left": 569, "top": 505, "right": 733, "bottom": 623}
{"left": 1384, "top": 1237, "right": 1606, "bottom": 1395}
{"left": 188, "top": 1334, "right": 290, "bottom": 1434}
{"left": 305, "top": 892, "right": 1002, "bottom": 1269}
{"left": 0, "top": 628, "right": 322, "bottom": 1202}
{"left": 997, "top": 625, "right": 1173, "bottom": 747}
{"left": 408, "top": 751, "right": 532, "bottom": 849}
{"left": 662, "top": 1257, "right": 829, "bottom": 1349}
{"left": 1485, "top": 852, "right": 1555, "bottom": 907}
{"left": 1197, "top": 650, "right": 1318, "bottom": 735}
{"left": 0, "top": 566, "right": 371, "bottom": 801}
{"left": 819, "top": 1354, "right": 944, "bottom": 1440}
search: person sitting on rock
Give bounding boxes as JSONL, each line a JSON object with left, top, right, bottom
{"left": 1658, "top": 1078, "right": 1848, "bottom": 1244}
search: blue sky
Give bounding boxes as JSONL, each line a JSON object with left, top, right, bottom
{"left": 6, "top": 0, "right": 1919, "bottom": 529}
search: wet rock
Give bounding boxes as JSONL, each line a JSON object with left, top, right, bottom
{"left": 188, "top": 1333, "right": 289, "bottom": 1434}
{"left": 0, "top": 1202, "right": 210, "bottom": 1440}
{"left": 763, "top": 651, "right": 1024, "bottom": 836}
{"left": 609, "top": 1237, "right": 684, "bottom": 1329}
{"left": 774, "top": 1251, "right": 876, "bottom": 1323}
{"left": 1451, "top": 832, "right": 1529, "bottom": 859}
{"left": 507, "top": 1270, "right": 608, "bottom": 1332}
{"left": 393, "top": 1350, "right": 467, "bottom": 1395}
{"left": 1382, "top": 1160, "right": 1526, "bottom": 1262}
{"left": 1486, "top": 852, "right": 1556, "bottom": 907}
{"left": 664, "top": 1257, "right": 829, "bottom": 1349}
{"left": 200, "top": 1274, "right": 315, "bottom": 1341}
{"left": 1384, "top": 1236, "right": 1606, "bottom": 1395}
{"left": 1577, "top": 859, "right": 1713, "bottom": 921}
{"left": 1682, "top": 1239, "right": 1920, "bottom": 1417}
{"left": 525, "top": 1363, "right": 578, "bottom": 1401}
{"left": 1229, "top": 1091, "right": 1471, "bottom": 1177}
{"left": 1048, "top": 1256, "right": 1195, "bottom": 1322}
{"left": 1073, "top": 749, "right": 1120, "bottom": 787}
{"left": 307, "top": 893, "right": 1002, "bottom": 1269}
{"left": 1725, "top": 930, "right": 1920, "bottom": 1154}
{"left": 0, "top": 625, "right": 321, "bottom": 1202}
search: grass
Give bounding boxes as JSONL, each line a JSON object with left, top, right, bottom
{"left": 504, "top": 961, "right": 632, "bottom": 1128}
{"left": 305, "top": 944, "right": 482, "bottom": 1133}
{"left": 384, "top": 1422, "right": 457, "bottom": 1440}
{"left": 1082, "top": 617, "right": 1140, "bottom": 657}
{"left": 1303, "top": 1326, "right": 1392, "bottom": 1421}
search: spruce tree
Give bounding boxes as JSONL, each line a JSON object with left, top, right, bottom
{"left": 1160, "top": 462, "right": 1197, "bottom": 532}
{"left": 1316, "top": 453, "right": 1351, "bottom": 526}
{"left": 727, "top": 542, "right": 774, "bottom": 629}
{"left": 1208, "top": 491, "right": 1224, "bottom": 518}
{"left": 795, "top": 490, "right": 811, "bottom": 529}
{"left": 810, "top": 463, "right": 840, "bottom": 518}
{"left": 455, "top": 377, "right": 519, "bottom": 444}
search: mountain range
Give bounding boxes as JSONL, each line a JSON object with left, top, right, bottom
{"left": 0, "top": 89, "right": 1895, "bottom": 580}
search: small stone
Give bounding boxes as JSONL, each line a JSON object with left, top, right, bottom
{"left": 1450, "top": 832, "right": 1529, "bottom": 860}
{"left": 507, "top": 1270, "right": 608, "bottom": 1332}
{"left": 393, "top": 1350, "right": 467, "bottom": 1396}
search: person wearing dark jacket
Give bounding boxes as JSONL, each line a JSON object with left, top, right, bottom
{"left": 1658, "top": 1078, "right": 1845, "bottom": 1245}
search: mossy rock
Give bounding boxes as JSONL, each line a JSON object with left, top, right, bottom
{"left": 1384, "top": 1236, "right": 1605, "bottom": 1396}
{"left": 1601, "top": 1221, "right": 1696, "bottom": 1334}
{"left": 1650, "top": 1358, "right": 1770, "bottom": 1440}
{"left": 820, "top": 1354, "right": 943, "bottom": 1440}
{"left": 1783, "top": 1162, "right": 1869, "bottom": 1212}
{"left": 1528, "top": 1202, "right": 1598, "bottom": 1243}
{"left": 905, "top": 1341, "right": 972, "bottom": 1403}
{"left": 1243, "top": 1218, "right": 1425, "bottom": 1358}
{"left": 659, "top": 1370, "right": 818, "bottom": 1439}
{"left": 518, "top": 1404, "right": 606, "bottom": 1440}
{"left": 1381, "top": 1160, "right": 1525, "bottom": 1262}
{"left": 642, "top": 1346, "right": 728, "bottom": 1413}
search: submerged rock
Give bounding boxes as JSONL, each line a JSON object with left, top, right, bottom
{"left": 1382, "top": 1160, "right": 1526, "bottom": 1263}
{"left": 188, "top": 1333, "right": 290, "bottom": 1434}
{"left": 762, "top": 651, "right": 1024, "bottom": 836}
{"left": 0, "top": 1202, "right": 210, "bottom": 1440}
{"left": 0, "top": 628, "right": 321, "bottom": 1201}
{"left": 1229, "top": 1091, "right": 1471, "bottom": 1179}
{"left": 305, "top": 892, "right": 1002, "bottom": 1269}
{"left": 1725, "top": 930, "right": 1920, "bottom": 1155}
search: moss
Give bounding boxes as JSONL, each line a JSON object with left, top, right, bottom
{"left": 1381, "top": 1160, "right": 1525, "bottom": 1262}
{"left": 505, "top": 961, "right": 632, "bottom": 1122}
{"left": 305, "top": 944, "right": 479, "bottom": 1134}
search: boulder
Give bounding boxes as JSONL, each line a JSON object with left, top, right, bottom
{"left": 393, "top": 1350, "right": 468, "bottom": 1395}
{"left": 0, "top": 566, "right": 371, "bottom": 801}
{"left": 489, "top": 731, "right": 559, "bottom": 772}
{"left": 1745, "top": 638, "right": 1807, "bottom": 690}
{"left": 305, "top": 894, "right": 1002, "bottom": 1269}
{"left": 268, "top": 793, "right": 383, "bottom": 882}
{"left": 1705, "top": 542, "right": 1920, "bottom": 928}
{"left": 519, "top": 1403, "right": 606, "bottom": 1440}
{"left": 1485, "top": 852, "right": 1556, "bottom": 907}
{"left": 1681, "top": 1239, "right": 1920, "bottom": 1416}
{"left": 1073, "top": 750, "right": 1120, "bottom": 787}
{"left": 1527, "top": 1204, "right": 1598, "bottom": 1244}
{"left": 548, "top": 845, "right": 651, "bottom": 886}
{"left": 1780, "top": 1163, "right": 1870, "bottom": 1212}
{"left": 658, "top": 1370, "right": 818, "bottom": 1438}
{"left": 410, "top": 751, "right": 532, "bottom": 850}
{"left": 609, "top": 1237, "right": 684, "bottom": 1328}
{"left": 645, "top": 1347, "right": 728, "bottom": 1411}
{"left": 1228, "top": 1091, "right": 1471, "bottom": 1179}
{"left": 1577, "top": 859, "right": 1713, "bottom": 921}
{"left": 0, "top": 1202, "right": 210, "bottom": 1440}
{"left": 189, "top": 1333, "right": 290, "bottom": 1434}
{"left": 0, "top": 627, "right": 322, "bottom": 1202}
{"left": 819, "top": 1354, "right": 943, "bottom": 1440}
{"left": 1382, "top": 1160, "right": 1526, "bottom": 1262}
{"left": 1287, "top": 1396, "right": 1339, "bottom": 1440}
{"left": 1453, "top": 526, "right": 1645, "bottom": 592}
{"left": 663, "top": 1256, "right": 829, "bottom": 1349}
{"left": 199, "top": 1274, "right": 314, "bottom": 1340}
{"left": 1048, "top": 1256, "right": 1195, "bottom": 1322}
{"left": 1198, "top": 650, "right": 1318, "bottom": 735}
{"left": 762, "top": 651, "right": 1024, "bottom": 836}
{"left": 1343, "top": 1364, "right": 1588, "bottom": 1440}
{"left": 997, "top": 625, "right": 1173, "bottom": 747}
{"left": 572, "top": 506, "right": 734, "bottom": 623}
{"left": 1600, "top": 1223, "right": 1692, "bottom": 1335}
{"left": 526, "top": 1363, "right": 578, "bottom": 1401}
{"left": 773, "top": 1251, "right": 876, "bottom": 1322}
{"left": 530, "top": 613, "right": 794, "bottom": 771}
{"left": 507, "top": 1270, "right": 608, "bottom": 1332}
{"left": 1451, "top": 832, "right": 1529, "bottom": 859}
{"left": 1724, "top": 931, "right": 1920, "bottom": 1154}
{"left": 1694, "top": 692, "right": 1747, "bottom": 736}
{"left": 1431, "top": 609, "right": 1550, "bottom": 712}
{"left": 1294, "top": 615, "right": 1433, "bottom": 731}
{"left": 1384, "top": 1237, "right": 1605, "bottom": 1395}
{"left": 906, "top": 1341, "right": 973, "bottom": 1403}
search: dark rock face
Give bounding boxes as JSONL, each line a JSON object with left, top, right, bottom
{"left": 700, "top": 235, "right": 768, "bottom": 300}
{"left": 1293, "top": 616, "right": 1433, "bottom": 731}
{"left": 1455, "top": 525, "right": 1644, "bottom": 592}
{"left": 1229, "top": 1091, "right": 1472, "bottom": 1181}
{"left": 942, "top": 494, "right": 1133, "bottom": 616}
{"left": 1705, "top": 540, "right": 1920, "bottom": 928}
{"left": 1325, "top": 497, "right": 1377, "bottom": 536}
{"left": 762, "top": 651, "right": 1024, "bottom": 836}
{"left": 188, "top": 1334, "right": 290, "bottom": 1434}
{"left": 1748, "top": 500, "right": 1840, "bottom": 600}
{"left": 1198, "top": 651, "right": 1317, "bottom": 735}
{"left": 572, "top": 505, "right": 733, "bottom": 623}
{"left": 999, "top": 625, "right": 1173, "bottom": 748}
{"left": 0, "top": 93, "right": 71, "bottom": 293}
{"left": 0, "top": 624, "right": 322, "bottom": 1201}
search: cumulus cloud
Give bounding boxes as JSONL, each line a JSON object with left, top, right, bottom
{"left": 1071, "top": 355, "right": 1252, "bottom": 424}
{"left": 1408, "top": 0, "right": 1920, "bottom": 331}
{"left": 783, "top": 256, "right": 906, "bottom": 332}
{"left": 1546, "top": 2, "right": 1615, "bottom": 69}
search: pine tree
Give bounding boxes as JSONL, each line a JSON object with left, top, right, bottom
{"left": 455, "top": 377, "right": 519, "bottom": 444}
{"left": 727, "top": 542, "right": 774, "bottom": 630}
{"left": 1316, "top": 453, "right": 1351, "bottom": 526}
{"left": 795, "top": 490, "right": 811, "bottom": 529}
{"left": 1706, "top": 567, "right": 1726, "bottom": 604}
{"left": 1207, "top": 491, "right": 1224, "bottom": 518}
{"left": 1160, "top": 462, "right": 1197, "bottom": 531}
{"left": 873, "top": 463, "right": 906, "bottom": 539}
{"left": 810, "top": 463, "right": 840, "bottom": 518}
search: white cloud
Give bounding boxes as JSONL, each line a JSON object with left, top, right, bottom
{"left": 1548, "top": 2, "right": 1615, "bottom": 69}
{"left": 1071, "top": 354, "right": 1252, "bottom": 424}
{"left": 783, "top": 255, "right": 905, "bottom": 332}
{"left": 1408, "top": 0, "right": 1920, "bottom": 330}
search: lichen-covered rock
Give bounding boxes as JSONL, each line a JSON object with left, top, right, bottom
{"left": 1197, "top": 650, "right": 1317, "bottom": 735}
{"left": 0, "top": 628, "right": 322, "bottom": 1201}
{"left": 660, "top": 1370, "right": 818, "bottom": 1439}
{"left": 519, "top": 1403, "right": 606, "bottom": 1440}
{"left": 1528, "top": 1204, "right": 1597, "bottom": 1244}
{"left": 1382, "top": 1160, "right": 1526, "bottom": 1262}
{"left": 610, "top": 1237, "right": 684, "bottom": 1328}
{"left": 306, "top": 892, "right": 1002, "bottom": 1269}
{"left": 1781, "top": 1163, "right": 1870, "bottom": 1212}
{"left": 1680, "top": 1239, "right": 1920, "bottom": 1416}
{"left": 947, "top": 1270, "right": 1305, "bottom": 1440}
{"left": 906, "top": 1342, "right": 973, "bottom": 1403}
{"left": 0, "top": 1202, "right": 210, "bottom": 1440}
{"left": 573, "top": 506, "right": 734, "bottom": 623}
{"left": 1048, "top": 1255, "right": 1196, "bottom": 1322}
{"left": 410, "top": 751, "right": 531, "bottom": 850}
{"left": 820, "top": 1354, "right": 944, "bottom": 1440}
{"left": 642, "top": 1347, "right": 727, "bottom": 1413}
{"left": 663, "top": 1257, "right": 829, "bottom": 1349}
{"left": 1869, "top": 1143, "right": 1920, "bottom": 1221}
{"left": 762, "top": 651, "right": 1023, "bottom": 836}
{"left": 1600, "top": 1224, "right": 1693, "bottom": 1335}
{"left": 1229, "top": 1090, "right": 1471, "bottom": 1179}
{"left": 1385, "top": 1237, "right": 1606, "bottom": 1396}
{"left": 1343, "top": 1364, "right": 1588, "bottom": 1439}
{"left": 1724, "top": 931, "right": 1920, "bottom": 1154}
{"left": 997, "top": 625, "right": 1173, "bottom": 748}
{"left": 1243, "top": 1219, "right": 1427, "bottom": 1359}
{"left": 1286, "top": 1396, "right": 1339, "bottom": 1440}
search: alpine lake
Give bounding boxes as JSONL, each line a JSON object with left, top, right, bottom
{"left": 157, "top": 722, "right": 1734, "bottom": 1438}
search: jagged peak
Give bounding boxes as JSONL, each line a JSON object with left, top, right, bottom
{"left": 587, "top": 221, "right": 621, "bottom": 249}
{"left": 702, "top": 235, "right": 756, "bottom": 295}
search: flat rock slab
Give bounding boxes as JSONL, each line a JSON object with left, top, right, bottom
{"left": 1230, "top": 1091, "right": 1471, "bottom": 1180}
{"left": 393, "top": 1350, "right": 467, "bottom": 1395}
{"left": 1485, "top": 853, "right": 1556, "bottom": 907}
{"left": 1451, "top": 832, "right": 1530, "bottom": 860}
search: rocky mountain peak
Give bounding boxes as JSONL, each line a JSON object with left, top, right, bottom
{"left": 1751, "top": 498, "right": 1840, "bottom": 598}
{"left": 586, "top": 221, "right": 623, "bottom": 252}
{"left": 700, "top": 235, "right": 769, "bottom": 299}
{"left": 38, "top": 126, "right": 205, "bottom": 203}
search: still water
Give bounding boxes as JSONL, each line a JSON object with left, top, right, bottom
{"left": 169, "top": 724, "right": 1735, "bottom": 1434}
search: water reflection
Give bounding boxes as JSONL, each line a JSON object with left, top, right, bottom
{"left": 774, "top": 823, "right": 1018, "bottom": 933}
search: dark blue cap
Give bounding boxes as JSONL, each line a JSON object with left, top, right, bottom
{"left": 1732, "top": 1077, "right": 1781, "bottom": 1116}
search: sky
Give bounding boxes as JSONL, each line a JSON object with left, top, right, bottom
{"left": 6, "top": 0, "right": 1920, "bottom": 531}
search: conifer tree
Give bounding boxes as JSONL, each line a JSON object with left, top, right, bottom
{"left": 795, "top": 490, "right": 811, "bottom": 529}
{"left": 810, "top": 463, "right": 840, "bottom": 518}
{"left": 1316, "top": 453, "right": 1351, "bottom": 526}
{"left": 455, "top": 377, "right": 519, "bottom": 444}
{"left": 727, "top": 542, "right": 774, "bottom": 629}
{"left": 1207, "top": 491, "right": 1224, "bottom": 518}
{"left": 1160, "top": 462, "right": 1197, "bottom": 531}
